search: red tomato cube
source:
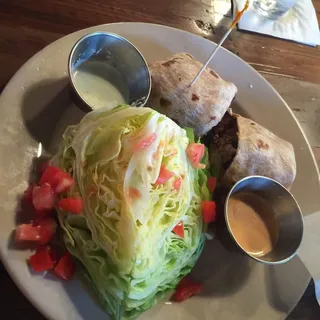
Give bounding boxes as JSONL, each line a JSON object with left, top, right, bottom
{"left": 58, "top": 198, "right": 83, "bottom": 214}
{"left": 201, "top": 201, "right": 217, "bottom": 223}
{"left": 32, "top": 183, "right": 56, "bottom": 211}
{"left": 29, "top": 246, "right": 54, "bottom": 272}
{"left": 15, "top": 218, "right": 57, "bottom": 245}
{"left": 53, "top": 252, "right": 76, "bottom": 281}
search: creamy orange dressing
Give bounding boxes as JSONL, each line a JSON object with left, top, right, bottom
{"left": 227, "top": 192, "right": 279, "bottom": 257}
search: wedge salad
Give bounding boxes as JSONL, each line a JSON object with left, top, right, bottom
{"left": 15, "top": 105, "right": 217, "bottom": 320}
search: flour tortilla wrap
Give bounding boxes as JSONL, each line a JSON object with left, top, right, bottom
{"left": 147, "top": 53, "right": 237, "bottom": 136}
{"left": 210, "top": 112, "right": 296, "bottom": 189}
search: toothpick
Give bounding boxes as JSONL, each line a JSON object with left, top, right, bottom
{"left": 190, "top": 27, "right": 233, "bottom": 86}
{"left": 190, "top": 0, "right": 250, "bottom": 87}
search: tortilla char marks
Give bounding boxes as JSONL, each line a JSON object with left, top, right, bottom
{"left": 161, "top": 57, "right": 183, "bottom": 67}
{"left": 191, "top": 93, "right": 200, "bottom": 101}
{"left": 184, "top": 53, "right": 194, "bottom": 59}
{"left": 159, "top": 97, "right": 172, "bottom": 108}
{"left": 257, "top": 139, "right": 269, "bottom": 150}
{"left": 210, "top": 70, "right": 219, "bottom": 79}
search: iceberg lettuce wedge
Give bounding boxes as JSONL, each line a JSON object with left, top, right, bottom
{"left": 54, "top": 105, "right": 210, "bottom": 319}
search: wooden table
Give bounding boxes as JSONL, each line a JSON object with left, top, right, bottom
{"left": 1, "top": 0, "right": 320, "bottom": 319}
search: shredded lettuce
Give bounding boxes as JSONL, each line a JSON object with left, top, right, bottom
{"left": 54, "top": 105, "right": 210, "bottom": 319}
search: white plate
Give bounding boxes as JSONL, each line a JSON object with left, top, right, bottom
{"left": 0, "top": 22, "right": 319, "bottom": 320}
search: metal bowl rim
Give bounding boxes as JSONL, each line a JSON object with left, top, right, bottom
{"left": 67, "top": 31, "right": 152, "bottom": 112}
{"left": 224, "top": 175, "right": 304, "bottom": 265}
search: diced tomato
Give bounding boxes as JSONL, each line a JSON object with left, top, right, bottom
{"left": 132, "top": 133, "right": 157, "bottom": 152}
{"left": 53, "top": 252, "right": 76, "bottom": 281}
{"left": 34, "top": 209, "right": 52, "bottom": 218}
{"left": 155, "top": 166, "right": 174, "bottom": 185}
{"left": 32, "top": 183, "right": 56, "bottom": 211}
{"left": 40, "top": 166, "right": 74, "bottom": 193}
{"left": 133, "top": 133, "right": 157, "bottom": 152}
{"left": 172, "top": 282, "right": 203, "bottom": 302}
{"left": 15, "top": 218, "right": 57, "bottom": 245}
{"left": 54, "top": 171, "right": 75, "bottom": 193}
{"left": 29, "top": 246, "right": 54, "bottom": 272}
{"left": 39, "top": 161, "right": 50, "bottom": 174}
{"left": 208, "top": 177, "right": 217, "bottom": 193}
{"left": 128, "top": 187, "right": 141, "bottom": 200}
{"left": 37, "top": 219, "right": 58, "bottom": 245}
{"left": 15, "top": 224, "right": 41, "bottom": 242}
{"left": 186, "top": 143, "right": 205, "bottom": 169}
{"left": 23, "top": 184, "right": 35, "bottom": 203}
{"left": 58, "top": 197, "right": 83, "bottom": 214}
{"left": 49, "top": 247, "right": 59, "bottom": 266}
{"left": 39, "top": 166, "right": 61, "bottom": 185}
{"left": 201, "top": 200, "right": 217, "bottom": 223}
{"left": 32, "top": 211, "right": 54, "bottom": 226}
{"left": 172, "top": 177, "right": 182, "bottom": 190}
{"left": 176, "top": 276, "right": 193, "bottom": 289}
{"left": 172, "top": 221, "right": 184, "bottom": 238}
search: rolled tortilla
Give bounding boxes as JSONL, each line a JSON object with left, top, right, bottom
{"left": 210, "top": 112, "right": 296, "bottom": 189}
{"left": 147, "top": 53, "right": 237, "bottom": 136}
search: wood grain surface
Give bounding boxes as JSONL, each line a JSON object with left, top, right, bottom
{"left": 1, "top": 0, "right": 320, "bottom": 319}
{"left": 0, "top": 0, "right": 320, "bottom": 90}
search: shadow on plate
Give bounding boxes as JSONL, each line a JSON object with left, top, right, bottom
{"left": 230, "top": 101, "right": 250, "bottom": 118}
{"left": 189, "top": 182, "right": 253, "bottom": 298}
{"left": 20, "top": 77, "right": 85, "bottom": 154}
{"left": 60, "top": 277, "right": 108, "bottom": 320}
{"left": 191, "top": 238, "right": 252, "bottom": 297}
{"left": 264, "top": 256, "right": 311, "bottom": 313}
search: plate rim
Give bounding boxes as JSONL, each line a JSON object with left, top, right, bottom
{"left": 0, "top": 21, "right": 317, "bottom": 320}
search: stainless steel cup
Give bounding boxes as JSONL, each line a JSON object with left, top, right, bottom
{"left": 68, "top": 32, "right": 151, "bottom": 112}
{"left": 225, "top": 176, "right": 304, "bottom": 265}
